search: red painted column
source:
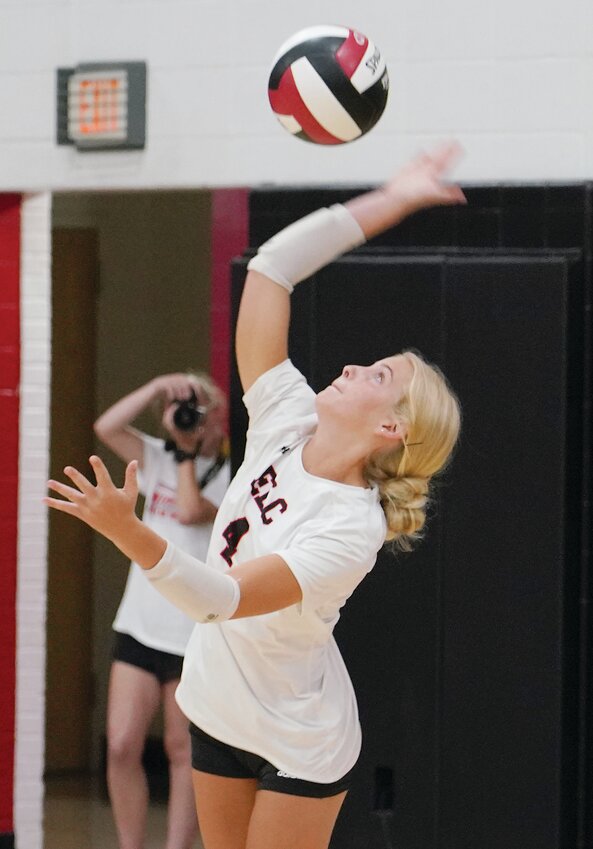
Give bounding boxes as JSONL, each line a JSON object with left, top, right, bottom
{"left": 210, "top": 189, "right": 249, "bottom": 402}
{"left": 0, "top": 194, "right": 20, "bottom": 843}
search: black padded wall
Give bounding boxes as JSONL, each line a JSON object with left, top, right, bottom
{"left": 248, "top": 184, "right": 590, "bottom": 252}
{"left": 229, "top": 185, "right": 592, "bottom": 849}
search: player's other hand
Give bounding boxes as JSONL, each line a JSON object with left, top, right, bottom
{"left": 45, "top": 455, "right": 139, "bottom": 541}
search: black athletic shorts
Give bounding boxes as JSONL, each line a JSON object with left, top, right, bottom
{"left": 112, "top": 631, "right": 184, "bottom": 685}
{"left": 189, "top": 722, "right": 356, "bottom": 798}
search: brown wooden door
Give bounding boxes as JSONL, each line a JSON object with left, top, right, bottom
{"left": 45, "top": 228, "right": 98, "bottom": 773}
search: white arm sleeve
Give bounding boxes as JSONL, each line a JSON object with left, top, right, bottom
{"left": 247, "top": 204, "right": 366, "bottom": 293}
{"left": 146, "top": 541, "right": 240, "bottom": 624}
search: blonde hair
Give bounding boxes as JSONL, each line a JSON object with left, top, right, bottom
{"left": 364, "top": 351, "right": 461, "bottom": 551}
{"left": 186, "top": 370, "right": 226, "bottom": 412}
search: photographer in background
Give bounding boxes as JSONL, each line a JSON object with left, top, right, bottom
{"left": 94, "top": 372, "right": 230, "bottom": 849}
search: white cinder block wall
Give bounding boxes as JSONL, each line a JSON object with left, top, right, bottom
{"left": 0, "top": 0, "right": 592, "bottom": 191}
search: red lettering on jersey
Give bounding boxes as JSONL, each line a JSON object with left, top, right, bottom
{"left": 251, "top": 466, "right": 278, "bottom": 495}
{"left": 220, "top": 465, "right": 289, "bottom": 565}
{"left": 257, "top": 496, "right": 287, "bottom": 525}
{"left": 250, "top": 465, "right": 287, "bottom": 525}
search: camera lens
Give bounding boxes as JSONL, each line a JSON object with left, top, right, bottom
{"left": 173, "top": 391, "right": 202, "bottom": 431}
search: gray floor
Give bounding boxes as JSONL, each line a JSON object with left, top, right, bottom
{"left": 44, "top": 774, "right": 204, "bottom": 849}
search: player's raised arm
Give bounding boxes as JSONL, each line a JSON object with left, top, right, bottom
{"left": 235, "top": 143, "right": 465, "bottom": 395}
{"left": 235, "top": 202, "right": 369, "bottom": 393}
{"left": 235, "top": 268, "right": 291, "bottom": 394}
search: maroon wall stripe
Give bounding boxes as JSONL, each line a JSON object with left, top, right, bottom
{"left": 0, "top": 194, "right": 20, "bottom": 837}
{"left": 210, "top": 189, "right": 249, "bottom": 404}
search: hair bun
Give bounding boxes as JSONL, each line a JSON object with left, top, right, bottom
{"left": 378, "top": 475, "right": 429, "bottom": 549}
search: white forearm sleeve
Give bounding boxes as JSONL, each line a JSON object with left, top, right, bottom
{"left": 146, "top": 541, "right": 240, "bottom": 624}
{"left": 247, "top": 203, "right": 366, "bottom": 293}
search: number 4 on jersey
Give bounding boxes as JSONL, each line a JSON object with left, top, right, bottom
{"left": 220, "top": 517, "right": 250, "bottom": 566}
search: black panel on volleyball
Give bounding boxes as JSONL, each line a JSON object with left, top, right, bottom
{"left": 229, "top": 185, "right": 592, "bottom": 849}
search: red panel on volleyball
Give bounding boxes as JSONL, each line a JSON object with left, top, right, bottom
{"left": 335, "top": 30, "right": 368, "bottom": 78}
{"left": 268, "top": 67, "right": 342, "bottom": 145}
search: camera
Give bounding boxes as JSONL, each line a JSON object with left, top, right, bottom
{"left": 173, "top": 391, "right": 204, "bottom": 431}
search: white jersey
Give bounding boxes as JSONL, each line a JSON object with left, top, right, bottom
{"left": 113, "top": 433, "right": 230, "bottom": 656}
{"left": 175, "top": 360, "right": 386, "bottom": 783}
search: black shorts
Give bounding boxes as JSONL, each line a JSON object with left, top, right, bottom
{"left": 189, "top": 722, "right": 356, "bottom": 798}
{"left": 112, "top": 631, "right": 184, "bottom": 685}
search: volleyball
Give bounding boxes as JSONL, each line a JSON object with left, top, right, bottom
{"left": 267, "top": 25, "right": 389, "bottom": 146}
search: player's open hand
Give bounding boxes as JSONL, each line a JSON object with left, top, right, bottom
{"left": 45, "top": 455, "right": 139, "bottom": 541}
{"left": 383, "top": 141, "right": 467, "bottom": 216}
